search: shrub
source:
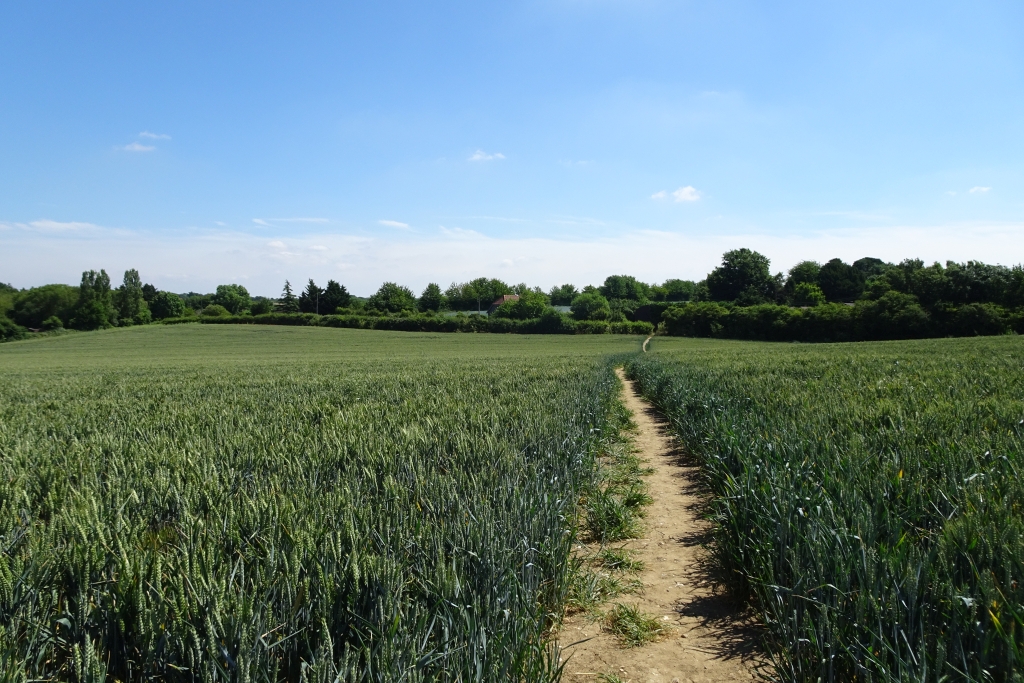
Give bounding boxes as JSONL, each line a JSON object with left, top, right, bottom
{"left": 200, "top": 304, "right": 231, "bottom": 318}
{"left": 792, "top": 282, "right": 826, "bottom": 307}
{"left": 41, "top": 315, "right": 64, "bottom": 331}
{"left": 0, "top": 317, "right": 27, "bottom": 342}
{"left": 150, "top": 291, "right": 186, "bottom": 320}
{"left": 571, "top": 293, "right": 611, "bottom": 321}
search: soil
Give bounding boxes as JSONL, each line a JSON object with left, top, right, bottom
{"left": 556, "top": 368, "right": 764, "bottom": 683}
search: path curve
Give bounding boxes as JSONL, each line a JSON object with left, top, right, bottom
{"left": 557, "top": 368, "right": 762, "bottom": 683}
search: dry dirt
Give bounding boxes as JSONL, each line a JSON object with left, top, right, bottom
{"left": 556, "top": 368, "right": 764, "bottom": 683}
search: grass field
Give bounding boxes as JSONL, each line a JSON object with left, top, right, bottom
{"left": 628, "top": 336, "right": 1024, "bottom": 682}
{"left": 0, "top": 326, "right": 640, "bottom": 681}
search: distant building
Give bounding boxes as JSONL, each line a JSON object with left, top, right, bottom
{"left": 487, "top": 294, "right": 519, "bottom": 315}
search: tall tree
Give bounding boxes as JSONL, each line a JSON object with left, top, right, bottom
{"left": 299, "top": 279, "right": 324, "bottom": 313}
{"left": 115, "top": 269, "right": 148, "bottom": 325}
{"left": 279, "top": 281, "right": 300, "bottom": 313}
{"left": 418, "top": 283, "right": 445, "bottom": 312}
{"left": 212, "top": 284, "right": 250, "bottom": 314}
{"left": 599, "top": 275, "right": 650, "bottom": 301}
{"left": 818, "top": 258, "right": 865, "bottom": 302}
{"left": 368, "top": 282, "right": 417, "bottom": 313}
{"left": 71, "top": 269, "right": 117, "bottom": 330}
{"left": 548, "top": 284, "right": 579, "bottom": 306}
{"left": 706, "top": 248, "right": 775, "bottom": 304}
{"left": 322, "top": 280, "right": 351, "bottom": 313}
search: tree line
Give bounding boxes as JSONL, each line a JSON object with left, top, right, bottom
{"left": 3, "top": 250, "right": 1023, "bottom": 342}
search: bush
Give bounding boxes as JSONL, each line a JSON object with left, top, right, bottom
{"left": 150, "top": 291, "right": 186, "bottom": 320}
{"left": 41, "top": 315, "right": 63, "bottom": 331}
{"left": 200, "top": 304, "right": 231, "bottom": 318}
{"left": 571, "top": 293, "right": 611, "bottom": 321}
{"left": 0, "top": 317, "right": 27, "bottom": 342}
{"left": 11, "top": 284, "right": 79, "bottom": 328}
{"left": 792, "top": 282, "right": 826, "bottom": 307}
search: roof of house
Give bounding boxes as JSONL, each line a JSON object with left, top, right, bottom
{"left": 490, "top": 294, "right": 519, "bottom": 306}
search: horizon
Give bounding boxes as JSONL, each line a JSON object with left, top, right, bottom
{"left": 2, "top": 1, "right": 1023, "bottom": 297}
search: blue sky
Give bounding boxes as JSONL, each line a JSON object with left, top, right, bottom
{"left": 2, "top": 1, "right": 1023, "bottom": 296}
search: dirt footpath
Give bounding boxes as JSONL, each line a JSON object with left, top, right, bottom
{"left": 557, "top": 368, "right": 763, "bottom": 683}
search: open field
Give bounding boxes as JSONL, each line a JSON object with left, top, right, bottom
{"left": 0, "top": 326, "right": 640, "bottom": 681}
{"left": 628, "top": 335, "right": 1024, "bottom": 682}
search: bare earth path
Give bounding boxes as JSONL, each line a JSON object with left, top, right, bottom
{"left": 557, "top": 368, "right": 763, "bottom": 683}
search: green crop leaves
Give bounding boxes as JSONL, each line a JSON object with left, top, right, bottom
{"left": 628, "top": 335, "right": 1024, "bottom": 683}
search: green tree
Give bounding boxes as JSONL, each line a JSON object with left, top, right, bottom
{"left": 10, "top": 284, "right": 79, "bottom": 328}
{"left": 418, "top": 283, "right": 445, "bottom": 312}
{"left": 141, "top": 283, "right": 158, "bottom": 302}
{"left": 818, "top": 258, "right": 865, "bottom": 302}
{"left": 652, "top": 279, "right": 696, "bottom": 302}
{"left": 115, "top": 269, "right": 151, "bottom": 325}
{"left": 250, "top": 298, "right": 274, "bottom": 315}
{"left": 278, "top": 281, "right": 300, "bottom": 313}
{"left": 213, "top": 284, "right": 251, "bottom": 314}
{"left": 368, "top": 282, "right": 417, "bottom": 313}
{"left": 70, "top": 270, "right": 117, "bottom": 330}
{"left": 599, "top": 275, "right": 650, "bottom": 301}
{"left": 149, "top": 291, "right": 186, "bottom": 319}
{"left": 570, "top": 292, "right": 611, "bottom": 321}
{"left": 298, "top": 280, "right": 324, "bottom": 313}
{"left": 792, "top": 282, "right": 826, "bottom": 307}
{"left": 706, "top": 248, "right": 775, "bottom": 304}
{"left": 853, "top": 257, "right": 889, "bottom": 279}
{"left": 322, "top": 280, "right": 352, "bottom": 313}
{"left": 444, "top": 278, "right": 510, "bottom": 312}
{"left": 548, "top": 284, "right": 579, "bottom": 306}
{"left": 492, "top": 289, "right": 549, "bottom": 319}
{"left": 201, "top": 304, "right": 231, "bottom": 317}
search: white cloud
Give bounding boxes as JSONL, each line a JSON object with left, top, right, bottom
{"left": 119, "top": 142, "right": 155, "bottom": 152}
{"left": 378, "top": 220, "right": 410, "bottom": 229}
{"left": 468, "top": 150, "right": 505, "bottom": 161}
{"left": 139, "top": 131, "right": 171, "bottom": 140}
{"left": 5, "top": 218, "right": 1024, "bottom": 297}
{"left": 672, "top": 186, "right": 701, "bottom": 202}
{"left": 969, "top": 186, "right": 992, "bottom": 194}
{"left": 254, "top": 217, "right": 329, "bottom": 225}
{"left": 214, "top": 221, "right": 227, "bottom": 226}
{"left": 650, "top": 190, "right": 667, "bottom": 200}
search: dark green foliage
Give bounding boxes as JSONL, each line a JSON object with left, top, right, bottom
{"left": 368, "top": 282, "right": 417, "bottom": 313}
{"left": 322, "top": 280, "right": 351, "bottom": 313}
{"left": 706, "top": 248, "right": 776, "bottom": 304}
{"left": 114, "top": 269, "right": 152, "bottom": 325}
{"left": 298, "top": 279, "right": 323, "bottom": 313}
{"left": 9, "top": 284, "right": 78, "bottom": 328}
{"left": 278, "top": 281, "right": 300, "bottom": 313}
{"left": 249, "top": 297, "right": 274, "bottom": 315}
{"left": 0, "top": 316, "right": 27, "bottom": 341}
{"left": 180, "top": 292, "right": 212, "bottom": 311}
{"left": 417, "top": 282, "right": 445, "bottom": 312}
{"left": 149, "top": 291, "right": 186, "bottom": 320}
{"left": 212, "top": 283, "right": 251, "bottom": 315}
{"left": 571, "top": 292, "right": 611, "bottom": 321}
{"left": 196, "top": 311, "right": 653, "bottom": 335}
{"left": 599, "top": 275, "right": 650, "bottom": 302}
{"left": 141, "top": 283, "right": 158, "bottom": 302}
{"left": 549, "top": 283, "right": 579, "bottom": 306}
{"left": 817, "top": 258, "right": 865, "bottom": 302}
{"left": 853, "top": 256, "right": 888, "bottom": 278}
{"left": 70, "top": 270, "right": 117, "bottom": 330}
{"left": 627, "top": 335, "right": 1024, "bottom": 682}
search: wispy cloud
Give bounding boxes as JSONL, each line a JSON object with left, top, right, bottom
{"left": 672, "top": 186, "right": 701, "bottom": 202}
{"left": 969, "top": 186, "right": 992, "bottom": 194}
{"left": 119, "top": 142, "right": 156, "bottom": 153}
{"left": 267, "top": 241, "right": 286, "bottom": 249}
{"left": 650, "top": 190, "right": 667, "bottom": 200}
{"left": 139, "top": 131, "right": 171, "bottom": 140}
{"left": 468, "top": 150, "right": 505, "bottom": 161}
{"left": 254, "top": 218, "right": 329, "bottom": 226}
{"left": 311, "top": 245, "right": 328, "bottom": 251}
{"left": 378, "top": 220, "right": 410, "bottom": 229}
